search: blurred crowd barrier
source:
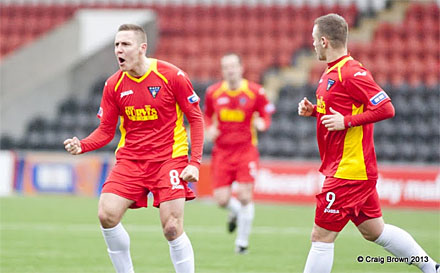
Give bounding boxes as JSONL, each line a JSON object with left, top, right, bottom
{"left": 1, "top": 151, "right": 439, "bottom": 209}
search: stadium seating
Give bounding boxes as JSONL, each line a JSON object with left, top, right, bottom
{"left": 0, "top": 1, "right": 359, "bottom": 83}
{"left": 309, "top": 2, "right": 439, "bottom": 86}
{"left": 0, "top": 1, "right": 438, "bottom": 164}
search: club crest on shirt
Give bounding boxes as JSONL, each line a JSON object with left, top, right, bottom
{"left": 148, "top": 86, "right": 161, "bottom": 98}
{"left": 327, "top": 79, "right": 335, "bottom": 91}
{"left": 239, "top": 97, "right": 247, "bottom": 105}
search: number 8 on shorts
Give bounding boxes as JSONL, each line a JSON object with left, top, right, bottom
{"left": 169, "top": 170, "right": 184, "bottom": 190}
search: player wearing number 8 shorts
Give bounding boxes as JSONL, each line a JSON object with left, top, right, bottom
{"left": 298, "top": 14, "right": 438, "bottom": 273}
{"left": 103, "top": 156, "right": 195, "bottom": 209}
{"left": 63, "top": 24, "right": 204, "bottom": 273}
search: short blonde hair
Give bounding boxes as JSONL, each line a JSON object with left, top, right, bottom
{"left": 221, "top": 52, "right": 242, "bottom": 64}
{"left": 314, "top": 14, "right": 348, "bottom": 49}
{"left": 118, "top": 24, "right": 147, "bottom": 44}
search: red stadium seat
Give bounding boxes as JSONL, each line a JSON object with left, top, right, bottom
{"left": 388, "top": 56, "right": 407, "bottom": 79}
{"left": 407, "top": 73, "right": 424, "bottom": 88}
{"left": 372, "top": 37, "right": 391, "bottom": 58}
{"left": 0, "top": 1, "right": 361, "bottom": 81}
{"left": 406, "top": 3, "right": 425, "bottom": 21}
{"left": 424, "top": 72, "right": 439, "bottom": 87}
{"left": 374, "top": 23, "right": 396, "bottom": 41}
{"left": 389, "top": 70, "right": 406, "bottom": 87}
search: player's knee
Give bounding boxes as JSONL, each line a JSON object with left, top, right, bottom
{"left": 163, "top": 221, "right": 180, "bottom": 241}
{"left": 98, "top": 209, "right": 120, "bottom": 228}
{"left": 216, "top": 196, "right": 229, "bottom": 208}
{"left": 310, "top": 230, "right": 320, "bottom": 242}
{"left": 238, "top": 194, "right": 251, "bottom": 206}
{"left": 237, "top": 186, "right": 253, "bottom": 205}
{"left": 310, "top": 228, "right": 336, "bottom": 243}
{"left": 361, "top": 230, "right": 381, "bottom": 242}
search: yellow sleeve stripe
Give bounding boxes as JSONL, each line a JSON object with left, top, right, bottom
{"left": 243, "top": 89, "right": 255, "bottom": 99}
{"left": 114, "top": 73, "right": 126, "bottom": 92}
{"left": 338, "top": 66, "right": 343, "bottom": 82}
{"left": 151, "top": 59, "right": 169, "bottom": 84}
{"left": 240, "top": 79, "right": 255, "bottom": 99}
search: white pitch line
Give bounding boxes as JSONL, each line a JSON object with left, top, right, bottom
{"left": 0, "top": 223, "right": 437, "bottom": 239}
{"left": 0, "top": 223, "right": 309, "bottom": 235}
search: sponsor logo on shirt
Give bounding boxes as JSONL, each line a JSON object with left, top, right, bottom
{"left": 217, "top": 97, "right": 230, "bottom": 105}
{"left": 125, "top": 105, "right": 158, "bottom": 121}
{"left": 120, "top": 90, "right": 133, "bottom": 98}
{"left": 316, "top": 96, "right": 326, "bottom": 114}
{"left": 219, "top": 109, "right": 245, "bottom": 122}
{"left": 187, "top": 92, "right": 199, "bottom": 104}
{"left": 97, "top": 107, "right": 103, "bottom": 118}
{"left": 148, "top": 86, "right": 161, "bottom": 98}
{"left": 370, "top": 90, "right": 389, "bottom": 106}
{"left": 327, "top": 79, "right": 335, "bottom": 91}
{"left": 354, "top": 71, "right": 367, "bottom": 77}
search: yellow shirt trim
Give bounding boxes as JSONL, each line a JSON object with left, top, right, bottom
{"left": 213, "top": 79, "right": 255, "bottom": 99}
{"left": 115, "top": 116, "right": 126, "bottom": 154}
{"left": 251, "top": 115, "right": 258, "bottom": 146}
{"left": 334, "top": 104, "right": 368, "bottom": 180}
{"left": 326, "top": 56, "right": 353, "bottom": 82}
{"left": 124, "top": 59, "right": 169, "bottom": 84}
{"left": 114, "top": 73, "right": 125, "bottom": 92}
{"left": 172, "top": 104, "right": 189, "bottom": 158}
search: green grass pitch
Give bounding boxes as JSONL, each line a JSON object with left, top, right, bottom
{"left": 1, "top": 195, "right": 438, "bottom": 273}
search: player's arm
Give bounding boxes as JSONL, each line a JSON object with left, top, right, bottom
{"left": 321, "top": 68, "right": 395, "bottom": 131}
{"left": 64, "top": 82, "right": 119, "bottom": 154}
{"left": 343, "top": 101, "right": 394, "bottom": 128}
{"left": 172, "top": 70, "right": 204, "bottom": 182}
{"left": 254, "top": 87, "right": 275, "bottom": 131}
{"left": 298, "top": 97, "right": 318, "bottom": 117}
{"left": 203, "top": 88, "right": 219, "bottom": 141}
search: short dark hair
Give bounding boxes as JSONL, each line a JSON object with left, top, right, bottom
{"left": 314, "top": 13, "right": 348, "bottom": 49}
{"left": 118, "top": 24, "right": 147, "bottom": 43}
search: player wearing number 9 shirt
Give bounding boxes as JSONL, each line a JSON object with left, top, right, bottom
{"left": 63, "top": 24, "right": 203, "bottom": 273}
{"left": 298, "top": 14, "right": 438, "bottom": 273}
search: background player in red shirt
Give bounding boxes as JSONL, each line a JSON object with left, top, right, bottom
{"left": 204, "top": 53, "right": 274, "bottom": 254}
{"left": 63, "top": 24, "right": 203, "bottom": 273}
{"left": 298, "top": 14, "right": 438, "bottom": 273}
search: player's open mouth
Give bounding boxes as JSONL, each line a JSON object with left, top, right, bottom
{"left": 118, "top": 57, "right": 125, "bottom": 65}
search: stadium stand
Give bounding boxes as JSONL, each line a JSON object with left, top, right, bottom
{"left": 0, "top": 0, "right": 438, "bottom": 164}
